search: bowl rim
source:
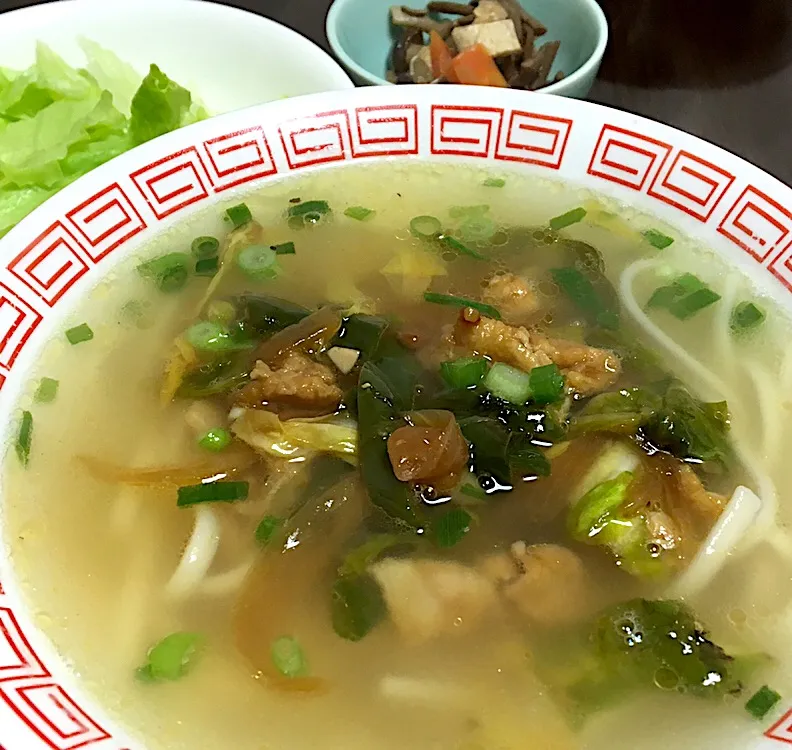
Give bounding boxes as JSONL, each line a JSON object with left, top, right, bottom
{"left": 0, "top": 0, "right": 355, "bottom": 92}
{"left": 325, "top": 0, "right": 609, "bottom": 93}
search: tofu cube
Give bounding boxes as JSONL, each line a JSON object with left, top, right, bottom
{"left": 474, "top": 0, "right": 509, "bottom": 23}
{"left": 451, "top": 19, "right": 521, "bottom": 58}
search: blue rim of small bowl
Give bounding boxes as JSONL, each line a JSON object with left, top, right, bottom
{"left": 326, "top": 0, "right": 609, "bottom": 95}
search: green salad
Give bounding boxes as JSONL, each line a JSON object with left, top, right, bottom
{"left": 0, "top": 39, "right": 207, "bottom": 237}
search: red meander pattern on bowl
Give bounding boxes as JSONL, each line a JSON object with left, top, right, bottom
{"left": 0, "top": 85, "right": 791, "bottom": 749}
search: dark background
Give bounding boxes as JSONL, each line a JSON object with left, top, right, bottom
{"left": 2, "top": 0, "right": 790, "bottom": 184}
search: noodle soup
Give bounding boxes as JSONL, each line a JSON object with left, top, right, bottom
{"left": 6, "top": 162, "right": 792, "bottom": 750}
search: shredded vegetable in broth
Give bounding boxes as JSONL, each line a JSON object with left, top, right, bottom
{"left": 6, "top": 162, "right": 792, "bottom": 750}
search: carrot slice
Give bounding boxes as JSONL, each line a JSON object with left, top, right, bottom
{"left": 429, "top": 30, "right": 457, "bottom": 82}
{"left": 450, "top": 44, "right": 508, "bottom": 88}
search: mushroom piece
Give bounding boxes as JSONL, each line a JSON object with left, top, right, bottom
{"left": 391, "top": 26, "right": 424, "bottom": 76}
{"left": 427, "top": 1, "right": 474, "bottom": 14}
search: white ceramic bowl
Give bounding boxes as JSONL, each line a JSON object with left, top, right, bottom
{"left": 0, "top": 0, "right": 353, "bottom": 112}
{"left": 1, "top": 84, "right": 791, "bottom": 749}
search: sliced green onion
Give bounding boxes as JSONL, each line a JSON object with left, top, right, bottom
{"left": 551, "top": 267, "right": 619, "bottom": 330}
{"left": 206, "top": 300, "right": 236, "bottom": 325}
{"left": 439, "top": 234, "right": 486, "bottom": 260}
{"left": 344, "top": 206, "right": 375, "bottom": 221}
{"left": 745, "top": 685, "right": 781, "bottom": 720}
{"left": 440, "top": 356, "right": 489, "bottom": 389}
{"left": 255, "top": 515, "right": 284, "bottom": 547}
{"left": 484, "top": 362, "right": 531, "bottom": 404}
{"left": 225, "top": 203, "right": 252, "bottom": 228}
{"left": 482, "top": 177, "right": 505, "bottom": 188}
{"left": 449, "top": 204, "right": 489, "bottom": 219}
{"left": 433, "top": 508, "right": 473, "bottom": 548}
{"left": 177, "top": 480, "right": 249, "bottom": 507}
{"left": 120, "top": 299, "right": 153, "bottom": 330}
{"left": 198, "top": 428, "right": 232, "bottom": 452}
{"left": 271, "top": 241, "right": 295, "bottom": 255}
{"left": 288, "top": 200, "right": 331, "bottom": 218}
{"left": 549, "top": 207, "right": 587, "bottom": 231}
{"left": 65, "top": 323, "right": 94, "bottom": 345}
{"left": 642, "top": 229, "right": 674, "bottom": 249}
{"left": 137, "top": 632, "right": 203, "bottom": 683}
{"left": 460, "top": 482, "right": 488, "bottom": 500}
{"left": 236, "top": 245, "right": 279, "bottom": 281}
{"left": 270, "top": 635, "right": 308, "bottom": 677}
{"left": 529, "top": 363, "right": 565, "bottom": 404}
{"left": 195, "top": 256, "right": 219, "bottom": 276}
{"left": 137, "top": 252, "right": 190, "bottom": 293}
{"left": 186, "top": 321, "right": 230, "bottom": 352}
{"left": 731, "top": 301, "right": 765, "bottom": 334}
{"left": 409, "top": 214, "right": 442, "bottom": 238}
{"left": 668, "top": 288, "right": 721, "bottom": 320}
{"left": 34, "top": 377, "right": 59, "bottom": 404}
{"left": 459, "top": 216, "right": 497, "bottom": 243}
{"left": 423, "top": 292, "right": 501, "bottom": 320}
{"left": 191, "top": 235, "right": 219, "bottom": 258}
{"left": 16, "top": 410, "right": 32, "bottom": 467}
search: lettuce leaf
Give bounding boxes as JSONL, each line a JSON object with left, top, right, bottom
{"left": 0, "top": 42, "right": 206, "bottom": 238}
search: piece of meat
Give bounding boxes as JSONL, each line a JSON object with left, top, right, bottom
{"left": 453, "top": 316, "right": 621, "bottom": 395}
{"left": 670, "top": 463, "right": 724, "bottom": 529}
{"left": 370, "top": 558, "right": 500, "bottom": 644}
{"left": 235, "top": 351, "right": 342, "bottom": 416}
{"left": 480, "top": 542, "right": 591, "bottom": 626}
{"left": 482, "top": 272, "right": 541, "bottom": 323}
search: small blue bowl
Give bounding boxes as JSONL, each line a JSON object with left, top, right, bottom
{"left": 326, "top": 0, "right": 608, "bottom": 99}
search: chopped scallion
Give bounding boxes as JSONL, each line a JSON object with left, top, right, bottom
{"left": 642, "top": 228, "right": 674, "bottom": 249}
{"left": 529, "top": 364, "right": 565, "bottom": 404}
{"left": 731, "top": 301, "right": 766, "bottom": 334}
{"left": 34, "top": 377, "right": 59, "bottom": 404}
{"left": 549, "top": 206, "right": 587, "bottom": 231}
{"left": 668, "top": 288, "right": 721, "bottom": 320}
{"left": 15, "top": 410, "right": 32, "bottom": 467}
{"left": 288, "top": 199, "right": 331, "bottom": 218}
{"left": 433, "top": 508, "right": 472, "bottom": 548}
{"left": 255, "top": 515, "right": 284, "bottom": 547}
{"left": 198, "top": 428, "right": 232, "bottom": 452}
{"left": 344, "top": 206, "right": 375, "bottom": 221}
{"left": 439, "top": 234, "right": 486, "bottom": 260}
{"left": 137, "top": 252, "right": 190, "bottom": 293}
{"left": 177, "top": 480, "right": 249, "bottom": 507}
{"left": 440, "top": 356, "right": 489, "bottom": 389}
{"left": 195, "top": 256, "right": 219, "bottom": 276}
{"left": 409, "top": 214, "right": 442, "bottom": 239}
{"left": 271, "top": 241, "right": 296, "bottom": 255}
{"left": 459, "top": 216, "right": 497, "bottom": 243}
{"left": 482, "top": 177, "right": 505, "bottom": 188}
{"left": 65, "top": 323, "right": 94, "bottom": 345}
{"left": 745, "top": 685, "right": 781, "bottom": 720}
{"left": 270, "top": 635, "right": 308, "bottom": 677}
{"left": 225, "top": 202, "right": 252, "bottom": 228}
{"left": 423, "top": 292, "right": 501, "bottom": 319}
{"left": 483, "top": 362, "right": 531, "bottom": 404}
{"left": 186, "top": 321, "right": 231, "bottom": 352}
{"left": 191, "top": 235, "right": 219, "bottom": 258}
{"left": 136, "top": 632, "right": 203, "bottom": 683}
{"left": 236, "top": 245, "right": 279, "bottom": 281}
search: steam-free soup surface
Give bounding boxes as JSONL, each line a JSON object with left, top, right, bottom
{"left": 6, "top": 163, "right": 792, "bottom": 750}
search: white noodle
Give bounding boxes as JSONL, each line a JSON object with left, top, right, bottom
{"left": 165, "top": 506, "right": 221, "bottom": 600}
{"left": 199, "top": 558, "right": 255, "bottom": 597}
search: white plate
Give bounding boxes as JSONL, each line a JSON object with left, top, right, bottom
{"left": 0, "top": 0, "right": 353, "bottom": 113}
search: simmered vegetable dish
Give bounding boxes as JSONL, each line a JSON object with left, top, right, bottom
{"left": 7, "top": 164, "right": 790, "bottom": 750}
